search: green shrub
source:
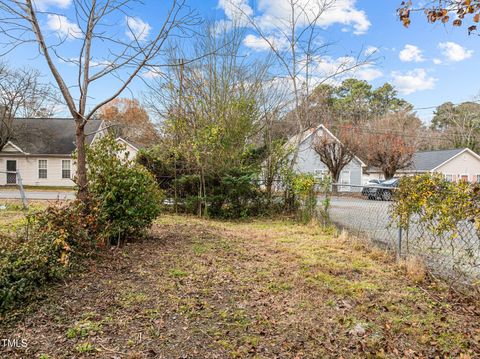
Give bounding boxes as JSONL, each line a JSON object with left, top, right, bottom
{"left": 292, "top": 174, "right": 318, "bottom": 224}
{"left": 208, "top": 168, "right": 265, "bottom": 219}
{"left": 391, "top": 174, "right": 479, "bottom": 236}
{"left": 87, "top": 135, "right": 163, "bottom": 243}
{"left": 138, "top": 146, "right": 268, "bottom": 219}
{"left": 0, "top": 200, "right": 98, "bottom": 311}
{"left": 0, "top": 231, "right": 65, "bottom": 310}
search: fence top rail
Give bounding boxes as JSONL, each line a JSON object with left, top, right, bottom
{"left": 330, "top": 183, "right": 399, "bottom": 190}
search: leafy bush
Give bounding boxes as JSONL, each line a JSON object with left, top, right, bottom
{"left": 87, "top": 135, "right": 163, "bottom": 243}
{"left": 138, "top": 145, "right": 269, "bottom": 219}
{"left": 292, "top": 174, "right": 317, "bottom": 224}
{"left": 0, "top": 200, "right": 95, "bottom": 311}
{"left": 391, "top": 174, "right": 479, "bottom": 236}
{"left": 0, "top": 230, "right": 64, "bottom": 310}
{"left": 317, "top": 176, "right": 333, "bottom": 226}
{"left": 208, "top": 168, "right": 265, "bottom": 219}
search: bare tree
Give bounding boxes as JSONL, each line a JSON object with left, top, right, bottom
{"left": 0, "top": 0, "right": 197, "bottom": 202}
{"left": 229, "top": 0, "right": 373, "bottom": 166}
{"left": 313, "top": 126, "right": 359, "bottom": 191}
{"left": 363, "top": 112, "right": 420, "bottom": 179}
{"left": 431, "top": 102, "right": 480, "bottom": 152}
{"left": 0, "top": 62, "right": 58, "bottom": 150}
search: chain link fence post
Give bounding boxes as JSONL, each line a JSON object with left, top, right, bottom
{"left": 397, "top": 224, "right": 402, "bottom": 260}
{"left": 16, "top": 171, "right": 28, "bottom": 210}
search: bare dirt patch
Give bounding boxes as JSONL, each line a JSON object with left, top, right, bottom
{"left": 1, "top": 215, "right": 479, "bottom": 358}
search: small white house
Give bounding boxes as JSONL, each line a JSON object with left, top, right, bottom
{"left": 0, "top": 118, "right": 139, "bottom": 187}
{"left": 287, "top": 124, "right": 366, "bottom": 191}
{"left": 364, "top": 148, "right": 480, "bottom": 183}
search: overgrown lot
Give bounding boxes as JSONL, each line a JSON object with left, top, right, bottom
{"left": 1, "top": 215, "right": 479, "bottom": 358}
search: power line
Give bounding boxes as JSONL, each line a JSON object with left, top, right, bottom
{"left": 330, "top": 124, "right": 478, "bottom": 144}
{"left": 412, "top": 99, "right": 480, "bottom": 111}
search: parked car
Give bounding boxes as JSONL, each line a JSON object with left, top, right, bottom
{"left": 365, "top": 178, "right": 399, "bottom": 201}
{"left": 362, "top": 179, "right": 383, "bottom": 197}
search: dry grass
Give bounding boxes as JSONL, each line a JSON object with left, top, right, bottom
{"left": 0, "top": 214, "right": 479, "bottom": 358}
{"left": 400, "top": 256, "right": 427, "bottom": 284}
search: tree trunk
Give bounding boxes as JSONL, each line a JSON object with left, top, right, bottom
{"left": 332, "top": 170, "right": 340, "bottom": 194}
{"left": 383, "top": 169, "right": 395, "bottom": 180}
{"left": 266, "top": 179, "right": 273, "bottom": 205}
{"left": 75, "top": 122, "right": 89, "bottom": 203}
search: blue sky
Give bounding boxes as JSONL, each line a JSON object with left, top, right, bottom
{"left": 3, "top": 0, "right": 480, "bottom": 122}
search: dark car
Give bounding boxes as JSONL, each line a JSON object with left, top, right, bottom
{"left": 362, "top": 179, "right": 383, "bottom": 197}
{"left": 366, "top": 178, "right": 399, "bottom": 201}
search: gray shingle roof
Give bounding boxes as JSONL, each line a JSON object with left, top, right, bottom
{"left": 408, "top": 148, "right": 466, "bottom": 171}
{"left": 10, "top": 118, "right": 102, "bottom": 155}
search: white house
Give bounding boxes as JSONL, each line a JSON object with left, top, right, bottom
{"left": 364, "top": 148, "right": 480, "bottom": 183}
{"left": 287, "top": 124, "right": 366, "bottom": 191}
{"left": 0, "top": 118, "right": 139, "bottom": 187}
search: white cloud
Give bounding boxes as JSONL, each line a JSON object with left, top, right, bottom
{"left": 47, "top": 14, "right": 81, "bottom": 39}
{"left": 311, "top": 56, "right": 382, "bottom": 85}
{"left": 218, "top": 0, "right": 253, "bottom": 20}
{"left": 355, "top": 65, "right": 383, "bottom": 81}
{"left": 364, "top": 46, "right": 378, "bottom": 57}
{"left": 438, "top": 41, "right": 473, "bottom": 62}
{"left": 219, "top": 0, "right": 370, "bottom": 35}
{"left": 33, "top": 0, "right": 71, "bottom": 11}
{"left": 243, "top": 34, "right": 287, "bottom": 51}
{"left": 142, "top": 68, "right": 163, "bottom": 79}
{"left": 61, "top": 57, "right": 112, "bottom": 68}
{"left": 125, "top": 17, "right": 151, "bottom": 41}
{"left": 399, "top": 44, "right": 424, "bottom": 62}
{"left": 391, "top": 68, "right": 436, "bottom": 95}
{"left": 313, "top": 0, "right": 370, "bottom": 35}
{"left": 433, "top": 58, "right": 442, "bottom": 65}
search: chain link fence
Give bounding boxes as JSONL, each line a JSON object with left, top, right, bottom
{"left": 322, "top": 183, "right": 480, "bottom": 291}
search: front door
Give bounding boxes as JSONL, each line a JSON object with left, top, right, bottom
{"left": 6, "top": 160, "right": 17, "bottom": 184}
{"left": 338, "top": 170, "right": 351, "bottom": 192}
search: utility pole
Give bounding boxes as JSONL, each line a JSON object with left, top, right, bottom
{"left": 174, "top": 58, "right": 185, "bottom": 214}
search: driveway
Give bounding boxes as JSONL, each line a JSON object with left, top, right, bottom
{"left": 0, "top": 190, "right": 75, "bottom": 201}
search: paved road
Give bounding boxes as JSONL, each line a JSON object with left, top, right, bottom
{"left": 327, "top": 196, "right": 397, "bottom": 247}
{"left": 0, "top": 190, "right": 75, "bottom": 200}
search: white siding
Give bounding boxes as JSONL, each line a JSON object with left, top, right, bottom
{"left": 435, "top": 151, "right": 480, "bottom": 183}
{"left": 0, "top": 156, "right": 76, "bottom": 187}
{"left": 0, "top": 139, "right": 138, "bottom": 187}
{"left": 289, "top": 131, "right": 364, "bottom": 191}
{"left": 115, "top": 139, "right": 138, "bottom": 160}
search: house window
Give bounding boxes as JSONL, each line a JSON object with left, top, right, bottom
{"left": 444, "top": 174, "right": 453, "bottom": 182}
{"left": 314, "top": 169, "right": 329, "bottom": 180}
{"left": 477, "top": 175, "right": 480, "bottom": 183}
{"left": 62, "top": 160, "right": 71, "bottom": 179}
{"left": 38, "top": 160, "right": 47, "bottom": 179}
{"left": 460, "top": 174, "right": 469, "bottom": 182}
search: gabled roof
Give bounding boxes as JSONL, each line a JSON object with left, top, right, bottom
{"left": 3, "top": 141, "right": 28, "bottom": 154}
{"left": 115, "top": 137, "right": 139, "bottom": 151}
{"left": 8, "top": 118, "right": 103, "bottom": 155}
{"left": 287, "top": 124, "right": 367, "bottom": 167}
{"left": 409, "top": 148, "right": 472, "bottom": 171}
{"left": 366, "top": 148, "right": 480, "bottom": 173}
